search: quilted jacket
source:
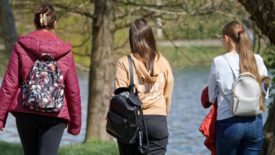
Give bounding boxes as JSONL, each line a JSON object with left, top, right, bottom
{"left": 0, "top": 30, "right": 81, "bottom": 135}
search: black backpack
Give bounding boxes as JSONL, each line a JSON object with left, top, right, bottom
{"left": 22, "top": 53, "right": 65, "bottom": 112}
{"left": 106, "top": 55, "right": 148, "bottom": 154}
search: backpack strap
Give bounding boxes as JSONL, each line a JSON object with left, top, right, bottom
{"left": 223, "top": 55, "right": 238, "bottom": 79}
{"left": 218, "top": 85, "right": 232, "bottom": 106}
{"left": 127, "top": 55, "right": 135, "bottom": 93}
{"left": 127, "top": 55, "right": 149, "bottom": 154}
{"left": 218, "top": 55, "right": 237, "bottom": 107}
{"left": 138, "top": 105, "right": 149, "bottom": 154}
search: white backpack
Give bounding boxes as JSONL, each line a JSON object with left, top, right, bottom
{"left": 221, "top": 55, "right": 261, "bottom": 116}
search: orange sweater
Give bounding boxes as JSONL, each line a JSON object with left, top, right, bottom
{"left": 115, "top": 54, "right": 174, "bottom": 116}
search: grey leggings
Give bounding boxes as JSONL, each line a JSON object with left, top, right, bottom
{"left": 14, "top": 113, "right": 67, "bottom": 155}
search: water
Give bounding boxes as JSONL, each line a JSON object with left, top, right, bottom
{"left": 0, "top": 74, "right": 89, "bottom": 146}
{"left": 167, "top": 67, "right": 210, "bottom": 155}
{"left": 0, "top": 67, "right": 269, "bottom": 154}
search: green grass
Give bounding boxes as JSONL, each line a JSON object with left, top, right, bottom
{"left": 0, "top": 141, "right": 22, "bottom": 155}
{"left": 0, "top": 140, "right": 118, "bottom": 155}
{"left": 60, "top": 140, "right": 118, "bottom": 155}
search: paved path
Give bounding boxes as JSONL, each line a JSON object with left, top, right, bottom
{"left": 0, "top": 44, "right": 4, "bottom": 50}
{"left": 158, "top": 39, "right": 221, "bottom": 47}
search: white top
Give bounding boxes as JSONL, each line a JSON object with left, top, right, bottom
{"left": 208, "top": 51, "right": 268, "bottom": 120}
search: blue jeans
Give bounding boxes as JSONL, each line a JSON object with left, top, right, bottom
{"left": 216, "top": 114, "right": 263, "bottom": 155}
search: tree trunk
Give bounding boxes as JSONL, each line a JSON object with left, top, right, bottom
{"left": 262, "top": 98, "right": 275, "bottom": 155}
{"left": 0, "top": 0, "right": 17, "bottom": 53}
{"left": 85, "top": 0, "right": 115, "bottom": 141}
{"left": 238, "top": 0, "right": 275, "bottom": 44}
{"left": 237, "top": 0, "right": 275, "bottom": 154}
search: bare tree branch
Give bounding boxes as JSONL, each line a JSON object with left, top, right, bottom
{"left": 116, "top": 0, "right": 186, "bottom": 9}
{"left": 72, "top": 51, "right": 91, "bottom": 57}
{"left": 53, "top": 3, "right": 94, "bottom": 18}
{"left": 161, "top": 28, "right": 194, "bottom": 64}
{"left": 73, "top": 35, "right": 91, "bottom": 48}
{"left": 115, "top": 11, "right": 156, "bottom": 30}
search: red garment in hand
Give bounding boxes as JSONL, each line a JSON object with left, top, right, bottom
{"left": 199, "top": 87, "right": 217, "bottom": 155}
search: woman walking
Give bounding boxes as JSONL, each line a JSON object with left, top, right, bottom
{"left": 208, "top": 21, "right": 268, "bottom": 155}
{"left": 115, "top": 18, "right": 174, "bottom": 155}
{"left": 0, "top": 3, "right": 81, "bottom": 155}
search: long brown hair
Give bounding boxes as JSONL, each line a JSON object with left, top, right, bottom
{"left": 34, "top": 3, "right": 56, "bottom": 30}
{"left": 222, "top": 21, "right": 264, "bottom": 110}
{"left": 129, "top": 19, "right": 159, "bottom": 71}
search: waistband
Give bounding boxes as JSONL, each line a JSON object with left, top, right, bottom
{"left": 216, "top": 114, "right": 262, "bottom": 124}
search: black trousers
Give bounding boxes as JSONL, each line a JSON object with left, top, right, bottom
{"left": 14, "top": 113, "right": 67, "bottom": 155}
{"left": 118, "top": 115, "right": 169, "bottom": 155}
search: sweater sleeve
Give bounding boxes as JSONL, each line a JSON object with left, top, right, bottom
{"left": 115, "top": 59, "right": 129, "bottom": 89}
{"left": 0, "top": 45, "right": 20, "bottom": 129}
{"left": 163, "top": 59, "right": 174, "bottom": 115}
{"left": 64, "top": 53, "right": 82, "bottom": 135}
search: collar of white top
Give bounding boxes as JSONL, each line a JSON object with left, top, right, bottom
{"left": 227, "top": 50, "right": 238, "bottom": 54}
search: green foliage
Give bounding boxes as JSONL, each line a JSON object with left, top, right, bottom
{"left": 9, "top": 0, "right": 249, "bottom": 69}
{"left": 262, "top": 45, "right": 275, "bottom": 98}
{"left": 59, "top": 140, "right": 118, "bottom": 155}
{"left": 162, "top": 15, "right": 228, "bottom": 40}
{"left": 0, "top": 50, "right": 9, "bottom": 77}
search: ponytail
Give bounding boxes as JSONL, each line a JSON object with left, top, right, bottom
{"left": 222, "top": 21, "right": 264, "bottom": 111}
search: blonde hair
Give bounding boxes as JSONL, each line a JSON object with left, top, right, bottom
{"left": 222, "top": 21, "right": 264, "bottom": 111}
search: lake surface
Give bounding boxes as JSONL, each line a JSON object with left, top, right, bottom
{"left": 0, "top": 67, "right": 269, "bottom": 155}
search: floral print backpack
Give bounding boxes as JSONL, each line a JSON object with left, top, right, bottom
{"left": 22, "top": 53, "right": 65, "bottom": 112}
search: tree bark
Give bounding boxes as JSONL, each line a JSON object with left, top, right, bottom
{"left": 237, "top": 0, "right": 275, "bottom": 154}
{"left": 262, "top": 98, "right": 275, "bottom": 155}
{"left": 85, "top": 0, "right": 115, "bottom": 141}
{"left": 0, "top": 0, "right": 17, "bottom": 53}
{"left": 238, "top": 0, "right": 275, "bottom": 44}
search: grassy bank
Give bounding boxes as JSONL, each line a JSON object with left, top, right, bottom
{"left": 0, "top": 140, "right": 118, "bottom": 155}
{"left": 159, "top": 45, "right": 224, "bottom": 70}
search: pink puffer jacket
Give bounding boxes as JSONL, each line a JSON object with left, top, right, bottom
{"left": 0, "top": 30, "right": 81, "bottom": 135}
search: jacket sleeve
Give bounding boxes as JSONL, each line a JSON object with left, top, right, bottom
{"left": 64, "top": 53, "right": 81, "bottom": 135}
{"left": 0, "top": 45, "right": 20, "bottom": 129}
{"left": 164, "top": 59, "right": 174, "bottom": 115}
{"left": 208, "top": 61, "right": 219, "bottom": 103}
